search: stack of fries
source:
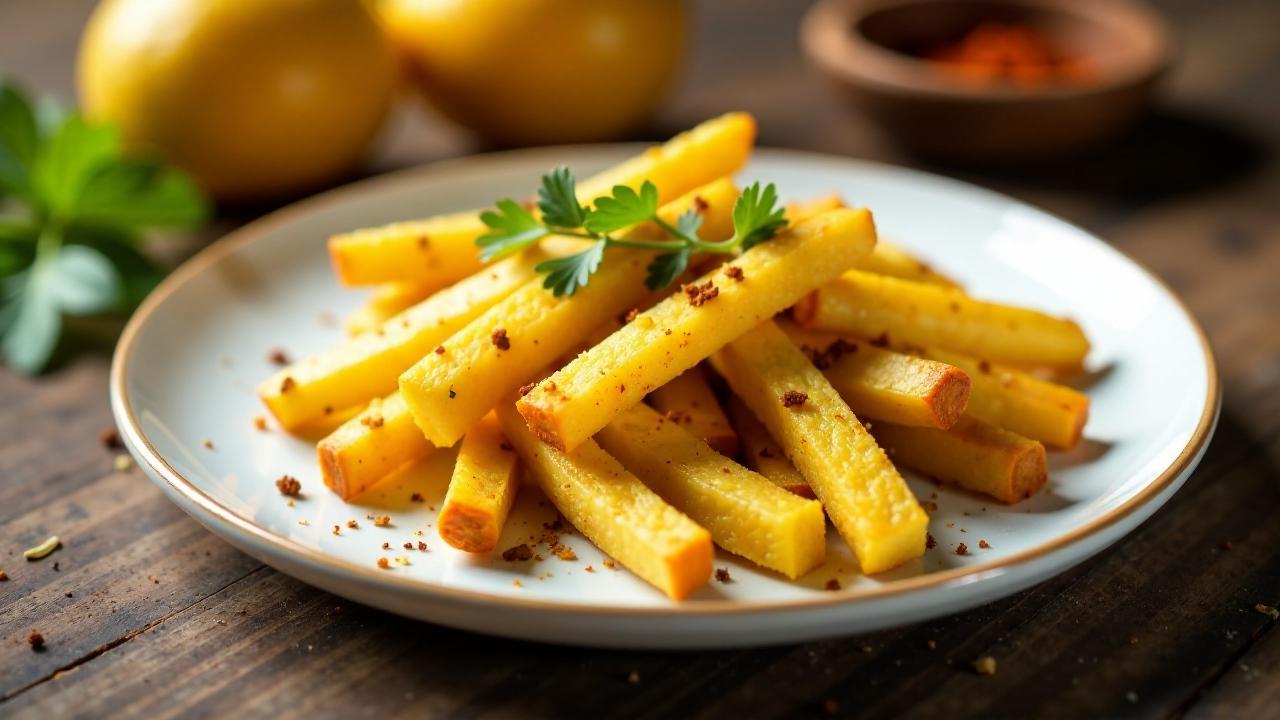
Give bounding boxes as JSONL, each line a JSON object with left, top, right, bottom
{"left": 258, "top": 113, "right": 1091, "bottom": 599}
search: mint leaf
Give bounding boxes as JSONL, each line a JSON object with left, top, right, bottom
{"left": 733, "top": 182, "right": 787, "bottom": 251}
{"left": 0, "top": 81, "right": 38, "bottom": 198}
{"left": 537, "top": 166, "right": 587, "bottom": 229}
{"left": 645, "top": 248, "right": 691, "bottom": 291}
{"left": 537, "top": 240, "right": 607, "bottom": 297}
{"left": 583, "top": 181, "right": 659, "bottom": 235}
{"left": 47, "top": 244, "right": 120, "bottom": 314}
{"left": 0, "top": 268, "right": 60, "bottom": 374}
{"left": 33, "top": 115, "right": 120, "bottom": 216}
{"left": 74, "top": 159, "right": 207, "bottom": 229}
{"left": 477, "top": 198, "right": 549, "bottom": 262}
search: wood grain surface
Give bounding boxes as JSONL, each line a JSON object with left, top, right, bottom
{"left": 2, "top": 0, "right": 1278, "bottom": 717}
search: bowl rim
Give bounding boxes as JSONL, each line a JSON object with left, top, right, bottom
{"left": 109, "top": 143, "right": 1220, "bottom": 617}
{"left": 801, "top": 0, "right": 1174, "bottom": 102}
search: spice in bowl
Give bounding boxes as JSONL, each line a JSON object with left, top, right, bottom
{"left": 922, "top": 22, "right": 1097, "bottom": 88}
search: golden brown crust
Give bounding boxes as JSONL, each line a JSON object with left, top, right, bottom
{"left": 924, "top": 365, "right": 972, "bottom": 429}
{"left": 438, "top": 503, "right": 496, "bottom": 553}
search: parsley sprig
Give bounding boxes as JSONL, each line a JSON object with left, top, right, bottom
{"left": 0, "top": 79, "right": 207, "bottom": 374}
{"left": 477, "top": 167, "right": 786, "bottom": 297}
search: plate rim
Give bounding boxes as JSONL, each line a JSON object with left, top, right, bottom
{"left": 109, "top": 144, "right": 1220, "bottom": 616}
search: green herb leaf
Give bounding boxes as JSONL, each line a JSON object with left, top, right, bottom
{"left": 583, "top": 181, "right": 659, "bottom": 235}
{"left": 0, "top": 268, "right": 61, "bottom": 374}
{"left": 0, "top": 81, "right": 39, "bottom": 198}
{"left": 69, "top": 226, "right": 163, "bottom": 307}
{"left": 73, "top": 159, "right": 208, "bottom": 229}
{"left": 733, "top": 182, "right": 787, "bottom": 251}
{"left": 477, "top": 198, "right": 550, "bottom": 262}
{"left": 674, "top": 208, "right": 703, "bottom": 239}
{"left": 33, "top": 115, "right": 121, "bottom": 216}
{"left": 645, "top": 247, "right": 692, "bottom": 291}
{"left": 537, "top": 166, "right": 588, "bottom": 229}
{"left": 46, "top": 244, "right": 120, "bottom": 315}
{"left": 537, "top": 240, "right": 607, "bottom": 297}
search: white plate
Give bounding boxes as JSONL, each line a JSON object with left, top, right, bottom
{"left": 110, "top": 147, "right": 1218, "bottom": 649}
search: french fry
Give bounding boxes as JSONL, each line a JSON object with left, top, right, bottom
{"left": 647, "top": 365, "right": 739, "bottom": 457}
{"left": 345, "top": 283, "right": 439, "bottom": 336}
{"left": 786, "top": 195, "right": 959, "bottom": 288}
{"left": 710, "top": 320, "right": 928, "bottom": 574}
{"left": 329, "top": 112, "right": 757, "bottom": 287}
{"left": 438, "top": 412, "right": 519, "bottom": 553}
{"left": 317, "top": 393, "right": 434, "bottom": 501}
{"left": 869, "top": 417, "right": 1048, "bottom": 504}
{"left": 779, "top": 321, "right": 970, "bottom": 429}
{"left": 518, "top": 208, "right": 878, "bottom": 452}
{"left": 597, "top": 402, "right": 825, "bottom": 579}
{"left": 793, "top": 270, "right": 1090, "bottom": 372}
{"left": 923, "top": 348, "right": 1090, "bottom": 450}
{"left": 725, "top": 395, "right": 813, "bottom": 498}
{"left": 400, "top": 179, "right": 740, "bottom": 447}
{"left": 495, "top": 403, "right": 713, "bottom": 600}
{"left": 260, "top": 247, "right": 550, "bottom": 433}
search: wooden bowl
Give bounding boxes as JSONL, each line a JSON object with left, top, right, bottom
{"left": 801, "top": 0, "right": 1173, "bottom": 162}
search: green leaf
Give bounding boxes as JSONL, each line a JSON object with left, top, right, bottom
{"left": 674, "top": 208, "right": 703, "bottom": 239}
{"left": 644, "top": 247, "right": 691, "bottom": 291}
{"left": 33, "top": 115, "right": 120, "bottom": 216}
{"left": 537, "top": 166, "right": 587, "bottom": 229}
{"left": 583, "top": 181, "right": 659, "bottom": 235}
{"left": 477, "top": 198, "right": 549, "bottom": 262}
{"left": 0, "top": 81, "right": 39, "bottom": 198}
{"left": 0, "top": 268, "right": 60, "bottom": 374}
{"left": 733, "top": 182, "right": 787, "bottom": 251}
{"left": 537, "top": 239, "right": 607, "bottom": 297}
{"left": 68, "top": 227, "right": 162, "bottom": 307}
{"left": 46, "top": 244, "right": 120, "bottom": 315}
{"left": 73, "top": 159, "right": 208, "bottom": 229}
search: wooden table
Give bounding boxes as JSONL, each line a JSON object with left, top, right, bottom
{"left": 2, "top": 1, "right": 1277, "bottom": 716}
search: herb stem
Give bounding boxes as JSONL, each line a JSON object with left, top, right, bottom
{"left": 34, "top": 221, "right": 63, "bottom": 267}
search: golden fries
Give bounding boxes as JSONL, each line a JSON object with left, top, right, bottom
{"left": 399, "top": 179, "right": 739, "bottom": 447}
{"left": 787, "top": 195, "right": 959, "bottom": 288}
{"left": 438, "top": 412, "right": 520, "bottom": 553}
{"left": 496, "top": 404, "right": 713, "bottom": 600}
{"left": 519, "top": 208, "right": 878, "bottom": 452}
{"left": 317, "top": 392, "right": 434, "bottom": 501}
{"left": 345, "top": 283, "right": 439, "bottom": 336}
{"left": 256, "top": 113, "right": 1102, "bottom": 599}
{"left": 780, "top": 321, "right": 971, "bottom": 429}
{"left": 870, "top": 417, "right": 1048, "bottom": 504}
{"left": 260, "top": 248, "right": 550, "bottom": 433}
{"left": 329, "top": 112, "right": 756, "bottom": 287}
{"left": 598, "top": 402, "right": 826, "bottom": 579}
{"left": 647, "top": 365, "right": 739, "bottom": 457}
{"left": 922, "top": 348, "right": 1089, "bottom": 449}
{"left": 711, "top": 320, "right": 928, "bottom": 574}
{"left": 794, "top": 270, "right": 1090, "bottom": 372}
{"left": 726, "top": 395, "right": 813, "bottom": 498}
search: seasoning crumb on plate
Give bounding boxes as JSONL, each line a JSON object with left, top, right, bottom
{"left": 275, "top": 475, "right": 301, "bottom": 497}
{"left": 972, "top": 656, "right": 997, "bottom": 675}
{"left": 27, "top": 630, "right": 45, "bottom": 651}
{"left": 376, "top": 557, "right": 390, "bottom": 569}
{"left": 113, "top": 455, "right": 134, "bottom": 472}
{"left": 715, "top": 568, "right": 732, "bottom": 583}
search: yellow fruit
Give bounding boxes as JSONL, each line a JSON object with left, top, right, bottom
{"left": 378, "top": 0, "right": 687, "bottom": 145}
{"left": 78, "top": 0, "right": 395, "bottom": 200}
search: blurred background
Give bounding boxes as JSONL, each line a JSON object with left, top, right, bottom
{"left": 2, "top": 2, "right": 1279, "bottom": 717}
